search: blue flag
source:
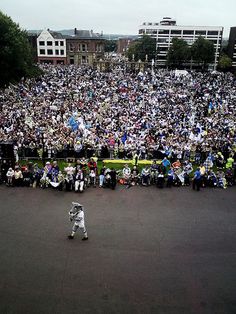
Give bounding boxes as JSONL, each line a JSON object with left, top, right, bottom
{"left": 68, "top": 116, "right": 78, "bottom": 131}
{"left": 121, "top": 132, "right": 127, "bottom": 144}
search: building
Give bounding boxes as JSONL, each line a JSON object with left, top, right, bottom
{"left": 117, "top": 38, "right": 133, "bottom": 54}
{"left": 66, "top": 29, "right": 105, "bottom": 65}
{"left": 227, "top": 27, "right": 236, "bottom": 68}
{"left": 138, "top": 17, "right": 223, "bottom": 68}
{"left": 37, "top": 29, "right": 67, "bottom": 65}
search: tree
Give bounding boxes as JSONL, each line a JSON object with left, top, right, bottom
{"left": 104, "top": 40, "right": 117, "bottom": 53}
{"left": 0, "top": 11, "right": 38, "bottom": 87}
{"left": 126, "top": 35, "right": 156, "bottom": 62}
{"left": 191, "top": 36, "right": 215, "bottom": 69}
{"left": 166, "top": 38, "right": 190, "bottom": 68}
{"left": 217, "top": 54, "right": 232, "bottom": 71}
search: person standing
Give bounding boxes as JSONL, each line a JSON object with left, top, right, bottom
{"left": 68, "top": 202, "right": 88, "bottom": 240}
{"left": 192, "top": 168, "right": 201, "bottom": 191}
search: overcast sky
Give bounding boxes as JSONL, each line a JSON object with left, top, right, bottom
{"left": 1, "top": 0, "right": 235, "bottom": 37}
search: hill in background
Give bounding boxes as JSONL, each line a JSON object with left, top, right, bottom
{"left": 28, "top": 29, "right": 138, "bottom": 40}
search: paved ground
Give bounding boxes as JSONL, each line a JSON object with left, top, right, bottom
{"left": 0, "top": 184, "right": 235, "bottom": 314}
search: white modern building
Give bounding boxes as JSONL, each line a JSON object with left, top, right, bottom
{"left": 228, "top": 27, "right": 236, "bottom": 68}
{"left": 37, "top": 29, "right": 67, "bottom": 64}
{"left": 138, "top": 17, "right": 223, "bottom": 68}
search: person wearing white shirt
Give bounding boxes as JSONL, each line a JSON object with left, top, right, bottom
{"left": 6, "top": 167, "right": 14, "bottom": 186}
{"left": 68, "top": 202, "right": 88, "bottom": 240}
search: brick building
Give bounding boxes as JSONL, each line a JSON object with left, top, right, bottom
{"left": 66, "top": 29, "right": 105, "bottom": 65}
{"left": 117, "top": 38, "right": 133, "bottom": 54}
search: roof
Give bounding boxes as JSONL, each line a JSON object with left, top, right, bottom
{"left": 74, "top": 29, "right": 103, "bottom": 39}
{"left": 49, "top": 31, "right": 64, "bottom": 39}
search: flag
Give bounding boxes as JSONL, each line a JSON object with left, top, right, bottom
{"left": 121, "top": 132, "right": 127, "bottom": 144}
{"left": 68, "top": 116, "right": 78, "bottom": 131}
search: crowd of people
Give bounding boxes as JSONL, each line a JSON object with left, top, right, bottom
{"left": 0, "top": 64, "right": 235, "bottom": 162}
{"left": 0, "top": 154, "right": 235, "bottom": 191}
{"left": 0, "top": 64, "right": 236, "bottom": 192}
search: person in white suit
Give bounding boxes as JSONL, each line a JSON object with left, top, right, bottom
{"left": 68, "top": 202, "right": 88, "bottom": 240}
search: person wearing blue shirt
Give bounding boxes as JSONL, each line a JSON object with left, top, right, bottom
{"left": 192, "top": 168, "right": 201, "bottom": 191}
{"left": 162, "top": 157, "right": 171, "bottom": 169}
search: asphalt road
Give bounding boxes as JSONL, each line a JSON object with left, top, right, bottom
{"left": 0, "top": 184, "right": 235, "bottom": 314}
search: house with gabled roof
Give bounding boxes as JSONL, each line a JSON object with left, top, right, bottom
{"left": 37, "top": 29, "right": 67, "bottom": 65}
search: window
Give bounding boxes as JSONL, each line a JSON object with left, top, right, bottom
{"left": 183, "top": 30, "right": 194, "bottom": 35}
{"left": 55, "top": 49, "right": 59, "bottom": 55}
{"left": 60, "top": 41, "right": 64, "bottom": 46}
{"left": 158, "top": 29, "right": 169, "bottom": 34}
{"left": 39, "top": 41, "right": 45, "bottom": 46}
{"left": 47, "top": 41, "right": 53, "bottom": 46}
{"left": 195, "top": 30, "right": 206, "bottom": 36}
{"left": 146, "top": 29, "right": 157, "bottom": 35}
{"left": 39, "top": 49, "right": 45, "bottom": 55}
{"left": 157, "top": 38, "right": 168, "bottom": 43}
{"left": 207, "top": 31, "right": 218, "bottom": 36}
{"left": 55, "top": 41, "right": 59, "bottom": 46}
{"left": 159, "top": 46, "right": 168, "bottom": 51}
{"left": 60, "top": 50, "right": 64, "bottom": 55}
{"left": 81, "top": 55, "right": 88, "bottom": 63}
{"left": 139, "top": 29, "right": 145, "bottom": 34}
{"left": 80, "top": 44, "right": 87, "bottom": 52}
{"left": 96, "top": 44, "right": 102, "bottom": 52}
{"left": 157, "top": 55, "right": 166, "bottom": 60}
{"left": 47, "top": 49, "right": 53, "bottom": 55}
{"left": 171, "top": 30, "right": 181, "bottom": 34}
{"left": 69, "top": 44, "right": 74, "bottom": 52}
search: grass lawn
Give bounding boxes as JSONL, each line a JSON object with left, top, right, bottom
{"left": 19, "top": 158, "right": 206, "bottom": 177}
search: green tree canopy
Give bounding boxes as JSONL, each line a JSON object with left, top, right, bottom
{"left": 191, "top": 36, "right": 215, "bottom": 69}
{"left": 104, "top": 40, "right": 117, "bottom": 53}
{"left": 217, "top": 53, "right": 232, "bottom": 71}
{"left": 0, "top": 11, "right": 38, "bottom": 87}
{"left": 166, "top": 38, "right": 190, "bottom": 68}
{"left": 126, "top": 35, "right": 156, "bottom": 62}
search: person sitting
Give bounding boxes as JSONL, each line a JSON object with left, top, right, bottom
{"left": 104, "top": 168, "right": 111, "bottom": 188}
{"left": 157, "top": 171, "right": 165, "bottom": 188}
{"left": 141, "top": 166, "right": 150, "bottom": 186}
{"left": 122, "top": 164, "right": 131, "bottom": 186}
{"left": 207, "top": 170, "right": 217, "bottom": 187}
{"left": 14, "top": 166, "right": 23, "bottom": 187}
{"left": 74, "top": 169, "right": 85, "bottom": 192}
{"left": 172, "top": 159, "right": 181, "bottom": 170}
{"left": 131, "top": 166, "right": 140, "bottom": 186}
{"left": 88, "top": 169, "right": 96, "bottom": 187}
{"left": 217, "top": 170, "right": 227, "bottom": 189}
